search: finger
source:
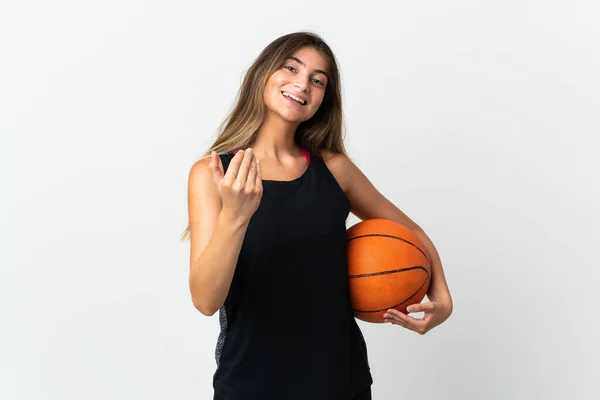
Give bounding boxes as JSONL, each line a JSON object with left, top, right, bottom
{"left": 389, "top": 318, "right": 428, "bottom": 335}
{"left": 384, "top": 309, "right": 409, "bottom": 323}
{"left": 385, "top": 309, "right": 422, "bottom": 323}
{"left": 384, "top": 311, "right": 426, "bottom": 333}
{"left": 255, "top": 157, "right": 262, "bottom": 187}
{"left": 383, "top": 312, "right": 405, "bottom": 327}
{"left": 224, "top": 150, "right": 245, "bottom": 183}
{"left": 383, "top": 312, "right": 409, "bottom": 328}
{"left": 246, "top": 154, "right": 257, "bottom": 186}
{"left": 385, "top": 308, "right": 409, "bottom": 318}
{"left": 209, "top": 151, "right": 223, "bottom": 183}
{"left": 407, "top": 302, "right": 435, "bottom": 314}
{"left": 236, "top": 149, "right": 254, "bottom": 185}
{"left": 386, "top": 318, "right": 408, "bottom": 328}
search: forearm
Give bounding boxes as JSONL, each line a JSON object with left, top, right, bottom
{"left": 189, "top": 210, "right": 249, "bottom": 315}
{"left": 413, "top": 226, "right": 453, "bottom": 313}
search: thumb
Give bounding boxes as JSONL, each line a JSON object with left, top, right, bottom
{"left": 209, "top": 151, "right": 223, "bottom": 184}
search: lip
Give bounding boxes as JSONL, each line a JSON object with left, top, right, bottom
{"left": 281, "top": 91, "right": 307, "bottom": 107}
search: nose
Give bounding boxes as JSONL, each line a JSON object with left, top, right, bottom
{"left": 294, "top": 75, "right": 310, "bottom": 92}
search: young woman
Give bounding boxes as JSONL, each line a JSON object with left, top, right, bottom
{"left": 184, "top": 32, "right": 453, "bottom": 400}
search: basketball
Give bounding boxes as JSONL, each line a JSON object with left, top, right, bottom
{"left": 346, "top": 219, "right": 431, "bottom": 323}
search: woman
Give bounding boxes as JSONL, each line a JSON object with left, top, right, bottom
{"left": 184, "top": 32, "right": 453, "bottom": 400}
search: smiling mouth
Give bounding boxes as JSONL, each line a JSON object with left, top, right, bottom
{"left": 281, "top": 91, "right": 307, "bottom": 106}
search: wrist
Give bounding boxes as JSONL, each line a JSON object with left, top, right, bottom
{"left": 219, "top": 207, "right": 251, "bottom": 229}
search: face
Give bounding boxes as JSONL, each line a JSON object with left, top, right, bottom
{"left": 263, "top": 46, "right": 329, "bottom": 124}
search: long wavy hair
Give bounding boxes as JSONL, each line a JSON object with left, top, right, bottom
{"left": 181, "top": 31, "right": 346, "bottom": 241}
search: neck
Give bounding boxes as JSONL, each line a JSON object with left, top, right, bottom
{"left": 251, "top": 112, "right": 302, "bottom": 159}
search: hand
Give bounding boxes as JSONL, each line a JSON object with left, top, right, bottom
{"left": 383, "top": 300, "right": 452, "bottom": 335}
{"left": 210, "top": 148, "right": 263, "bottom": 222}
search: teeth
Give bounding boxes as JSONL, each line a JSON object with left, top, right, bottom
{"left": 282, "top": 91, "right": 305, "bottom": 105}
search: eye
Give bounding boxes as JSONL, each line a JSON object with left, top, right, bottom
{"left": 284, "top": 65, "right": 296, "bottom": 72}
{"left": 312, "top": 79, "right": 324, "bottom": 87}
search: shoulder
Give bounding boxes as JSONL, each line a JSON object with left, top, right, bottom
{"left": 189, "top": 155, "right": 212, "bottom": 179}
{"left": 188, "top": 157, "right": 212, "bottom": 197}
{"left": 319, "top": 149, "right": 349, "bottom": 169}
{"left": 319, "top": 150, "right": 357, "bottom": 194}
{"left": 188, "top": 154, "right": 224, "bottom": 192}
{"left": 190, "top": 152, "right": 227, "bottom": 176}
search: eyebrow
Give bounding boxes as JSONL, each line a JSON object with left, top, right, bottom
{"left": 286, "top": 57, "right": 329, "bottom": 81}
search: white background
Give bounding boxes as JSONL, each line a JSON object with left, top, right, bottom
{"left": 1, "top": 1, "right": 599, "bottom": 399}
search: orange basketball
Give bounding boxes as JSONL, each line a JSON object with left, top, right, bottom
{"left": 346, "top": 219, "right": 431, "bottom": 323}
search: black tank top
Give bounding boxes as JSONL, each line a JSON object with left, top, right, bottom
{"left": 213, "top": 150, "right": 372, "bottom": 400}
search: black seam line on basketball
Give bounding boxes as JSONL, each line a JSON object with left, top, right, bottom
{"left": 346, "top": 234, "right": 430, "bottom": 264}
{"left": 348, "top": 265, "right": 427, "bottom": 279}
{"left": 352, "top": 274, "right": 431, "bottom": 313}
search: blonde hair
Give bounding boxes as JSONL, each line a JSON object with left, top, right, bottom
{"left": 181, "top": 31, "right": 347, "bottom": 241}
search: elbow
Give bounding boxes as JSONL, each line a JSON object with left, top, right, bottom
{"left": 189, "top": 267, "right": 224, "bottom": 316}
{"left": 443, "top": 299, "right": 453, "bottom": 320}
{"left": 189, "top": 272, "right": 220, "bottom": 316}
{"left": 198, "top": 306, "right": 219, "bottom": 317}
{"left": 191, "top": 296, "right": 220, "bottom": 316}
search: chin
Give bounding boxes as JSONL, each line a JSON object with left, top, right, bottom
{"left": 282, "top": 111, "right": 312, "bottom": 123}
{"left": 267, "top": 106, "right": 309, "bottom": 123}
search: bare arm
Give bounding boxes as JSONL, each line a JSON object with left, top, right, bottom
{"left": 322, "top": 150, "right": 453, "bottom": 315}
{"left": 187, "top": 149, "right": 262, "bottom": 316}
